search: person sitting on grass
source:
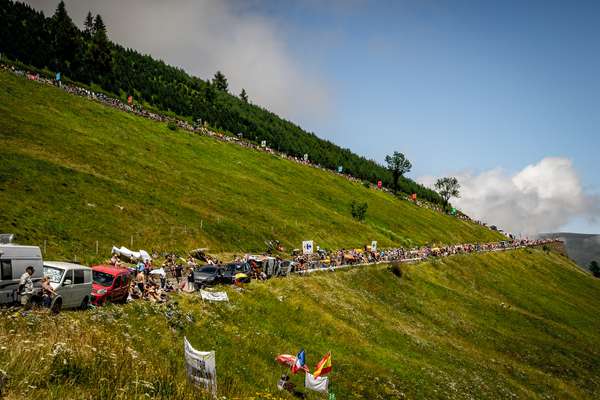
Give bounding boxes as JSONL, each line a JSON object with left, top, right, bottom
{"left": 41, "top": 276, "right": 57, "bottom": 308}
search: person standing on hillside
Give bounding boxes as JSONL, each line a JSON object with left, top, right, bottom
{"left": 19, "top": 266, "right": 35, "bottom": 308}
{"left": 135, "top": 269, "right": 145, "bottom": 295}
{"left": 174, "top": 263, "right": 183, "bottom": 283}
{"left": 137, "top": 259, "right": 146, "bottom": 274}
{"left": 187, "top": 256, "right": 196, "bottom": 269}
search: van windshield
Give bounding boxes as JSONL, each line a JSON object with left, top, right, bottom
{"left": 93, "top": 271, "right": 114, "bottom": 287}
{"left": 43, "top": 266, "right": 64, "bottom": 284}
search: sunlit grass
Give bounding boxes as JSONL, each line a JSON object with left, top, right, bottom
{"left": 1, "top": 248, "right": 599, "bottom": 399}
{"left": 0, "top": 70, "right": 503, "bottom": 263}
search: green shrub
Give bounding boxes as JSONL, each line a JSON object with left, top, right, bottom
{"left": 389, "top": 263, "right": 403, "bottom": 278}
{"left": 350, "top": 200, "right": 368, "bottom": 221}
{"left": 167, "top": 121, "right": 177, "bottom": 131}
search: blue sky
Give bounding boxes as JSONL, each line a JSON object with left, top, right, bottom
{"left": 258, "top": 0, "right": 600, "bottom": 233}
{"left": 27, "top": 0, "right": 600, "bottom": 233}
{"left": 265, "top": 0, "right": 599, "bottom": 177}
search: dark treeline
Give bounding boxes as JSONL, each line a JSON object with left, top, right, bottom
{"left": 0, "top": 0, "right": 443, "bottom": 204}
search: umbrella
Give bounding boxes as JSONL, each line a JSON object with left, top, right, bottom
{"left": 275, "top": 354, "right": 309, "bottom": 372}
{"left": 275, "top": 354, "right": 296, "bottom": 367}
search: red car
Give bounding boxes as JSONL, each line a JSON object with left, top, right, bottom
{"left": 91, "top": 265, "right": 132, "bottom": 305}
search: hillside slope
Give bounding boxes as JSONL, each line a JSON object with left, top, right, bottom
{"left": 1, "top": 248, "right": 599, "bottom": 399}
{"left": 0, "top": 71, "right": 502, "bottom": 261}
{"left": 0, "top": 0, "right": 442, "bottom": 203}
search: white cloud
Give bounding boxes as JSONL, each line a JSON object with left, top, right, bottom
{"left": 24, "top": 0, "right": 332, "bottom": 123}
{"left": 418, "top": 157, "right": 600, "bottom": 235}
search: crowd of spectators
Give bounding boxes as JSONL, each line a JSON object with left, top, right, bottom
{"left": 291, "top": 238, "right": 559, "bottom": 272}
{"left": 101, "top": 238, "right": 560, "bottom": 302}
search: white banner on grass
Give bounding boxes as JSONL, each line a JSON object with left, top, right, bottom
{"left": 183, "top": 337, "right": 217, "bottom": 396}
{"left": 200, "top": 290, "right": 229, "bottom": 302}
{"left": 305, "top": 373, "right": 328, "bottom": 393}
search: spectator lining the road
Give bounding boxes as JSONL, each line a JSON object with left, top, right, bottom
{"left": 18, "top": 266, "right": 35, "bottom": 308}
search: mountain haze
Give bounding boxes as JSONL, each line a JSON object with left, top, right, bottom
{"left": 539, "top": 232, "right": 600, "bottom": 270}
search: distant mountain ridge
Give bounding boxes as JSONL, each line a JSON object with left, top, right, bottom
{"left": 538, "top": 232, "right": 600, "bottom": 270}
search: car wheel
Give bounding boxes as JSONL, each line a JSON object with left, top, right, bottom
{"left": 50, "top": 297, "right": 62, "bottom": 315}
{"left": 80, "top": 296, "right": 90, "bottom": 310}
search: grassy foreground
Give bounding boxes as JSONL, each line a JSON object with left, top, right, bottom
{"left": 1, "top": 248, "right": 599, "bottom": 399}
{"left": 0, "top": 70, "right": 502, "bottom": 262}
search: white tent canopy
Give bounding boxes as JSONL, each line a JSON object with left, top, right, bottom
{"left": 111, "top": 246, "right": 151, "bottom": 261}
{"left": 149, "top": 267, "right": 166, "bottom": 277}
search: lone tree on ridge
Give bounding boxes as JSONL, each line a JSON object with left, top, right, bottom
{"left": 385, "top": 151, "right": 412, "bottom": 194}
{"left": 434, "top": 177, "right": 460, "bottom": 210}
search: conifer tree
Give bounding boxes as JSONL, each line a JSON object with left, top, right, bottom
{"left": 213, "top": 70, "right": 228, "bottom": 92}
{"left": 50, "top": 1, "right": 81, "bottom": 73}
{"left": 93, "top": 14, "right": 106, "bottom": 36}
{"left": 84, "top": 11, "right": 94, "bottom": 37}
{"left": 90, "top": 14, "right": 112, "bottom": 79}
{"left": 240, "top": 88, "right": 248, "bottom": 102}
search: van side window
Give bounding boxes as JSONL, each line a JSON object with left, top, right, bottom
{"left": 114, "top": 275, "right": 121, "bottom": 287}
{"left": 73, "top": 269, "right": 85, "bottom": 284}
{"left": 1, "top": 260, "right": 12, "bottom": 280}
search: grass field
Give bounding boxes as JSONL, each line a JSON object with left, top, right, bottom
{"left": 0, "top": 70, "right": 503, "bottom": 262}
{"left": 0, "top": 248, "right": 598, "bottom": 399}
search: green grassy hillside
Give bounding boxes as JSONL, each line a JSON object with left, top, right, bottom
{"left": 0, "top": 71, "right": 502, "bottom": 261}
{"left": 1, "top": 248, "right": 599, "bottom": 399}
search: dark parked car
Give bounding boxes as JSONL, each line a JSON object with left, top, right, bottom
{"left": 221, "top": 263, "right": 251, "bottom": 284}
{"left": 193, "top": 263, "right": 252, "bottom": 287}
{"left": 192, "top": 265, "right": 223, "bottom": 288}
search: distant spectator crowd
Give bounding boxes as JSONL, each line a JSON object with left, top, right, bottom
{"left": 289, "top": 238, "right": 557, "bottom": 272}
{"left": 101, "top": 238, "right": 560, "bottom": 301}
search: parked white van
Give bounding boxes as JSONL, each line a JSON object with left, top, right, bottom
{"left": 0, "top": 235, "right": 44, "bottom": 305}
{"left": 43, "top": 261, "right": 92, "bottom": 311}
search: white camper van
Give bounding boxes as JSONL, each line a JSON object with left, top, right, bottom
{"left": 0, "top": 235, "right": 44, "bottom": 305}
{"left": 43, "top": 261, "right": 92, "bottom": 311}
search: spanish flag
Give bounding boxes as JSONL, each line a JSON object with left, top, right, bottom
{"left": 313, "top": 352, "right": 332, "bottom": 378}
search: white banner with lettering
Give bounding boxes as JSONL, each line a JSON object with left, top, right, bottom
{"left": 183, "top": 337, "right": 217, "bottom": 397}
{"left": 200, "top": 290, "right": 229, "bottom": 302}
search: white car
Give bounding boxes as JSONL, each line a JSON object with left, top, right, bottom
{"left": 43, "top": 261, "right": 93, "bottom": 311}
